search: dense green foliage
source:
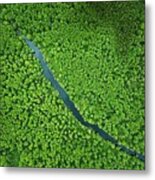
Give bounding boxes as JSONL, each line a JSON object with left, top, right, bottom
{"left": 0, "top": 1, "right": 145, "bottom": 169}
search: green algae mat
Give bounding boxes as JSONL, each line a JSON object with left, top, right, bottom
{"left": 0, "top": 1, "right": 145, "bottom": 169}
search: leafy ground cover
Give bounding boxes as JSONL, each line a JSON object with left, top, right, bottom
{"left": 0, "top": 1, "right": 144, "bottom": 169}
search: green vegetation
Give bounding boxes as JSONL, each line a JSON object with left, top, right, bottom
{"left": 0, "top": 1, "right": 145, "bottom": 169}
